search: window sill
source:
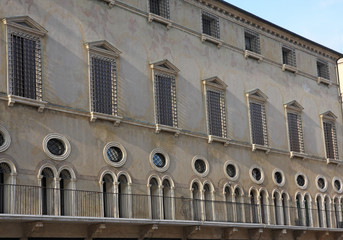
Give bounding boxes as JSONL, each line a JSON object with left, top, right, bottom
{"left": 90, "top": 112, "right": 122, "bottom": 126}
{"left": 148, "top": 13, "right": 172, "bottom": 29}
{"left": 282, "top": 64, "right": 298, "bottom": 74}
{"left": 244, "top": 50, "right": 263, "bottom": 62}
{"left": 317, "top": 77, "right": 331, "bottom": 86}
{"left": 8, "top": 95, "right": 47, "bottom": 112}
{"left": 201, "top": 34, "right": 223, "bottom": 48}
{"left": 208, "top": 135, "right": 230, "bottom": 146}
{"left": 155, "top": 124, "right": 181, "bottom": 136}
{"left": 326, "top": 158, "right": 342, "bottom": 164}
{"left": 290, "top": 151, "right": 307, "bottom": 159}
{"left": 252, "top": 144, "right": 270, "bottom": 153}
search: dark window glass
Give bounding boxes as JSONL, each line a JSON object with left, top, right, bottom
{"left": 207, "top": 90, "right": 223, "bottom": 137}
{"left": 153, "top": 153, "right": 166, "bottom": 168}
{"left": 245, "top": 32, "right": 260, "bottom": 53}
{"left": 0, "top": 133, "right": 4, "bottom": 147}
{"left": 155, "top": 75, "right": 173, "bottom": 126}
{"left": 226, "top": 164, "right": 236, "bottom": 178}
{"left": 47, "top": 139, "right": 65, "bottom": 156}
{"left": 107, "top": 147, "right": 123, "bottom": 162}
{"left": 202, "top": 14, "right": 218, "bottom": 38}
{"left": 317, "top": 61, "right": 330, "bottom": 79}
{"left": 11, "top": 34, "right": 37, "bottom": 99}
{"left": 318, "top": 178, "right": 325, "bottom": 189}
{"left": 297, "top": 175, "right": 305, "bottom": 187}
{"left": 282, "top": 48, "right": 291, "bottom": 65}
{"left": 194, "top": 159, "right": 206, "bottom": 174}
{"left": 149, "top": 0, "right": 169, "bottom": 19}
{"left": 334, "top": 180, "right": 341, "bottom": 191}
{"left": 323, "top": 121, "right": 335, "bottom": 159}
{"left": 287, "top": 113, "right": 301, "bottom": 152}
{"left": 250, "top": 102, "right": 264, "bottom": 145}
{"left": 252, "top": 168, "right": 261, "bottom": 181}
{"left": 274, "top": 171, "right": 283, "bottom": 184}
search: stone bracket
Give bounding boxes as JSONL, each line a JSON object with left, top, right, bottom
{"left": 139, "top": 224, "right": 158, "bottom": 240}
{"left": 222, "top": 227, "right": 238, "bottom": 240}
{"left": 293, "top": 230, "right": 306, "bottom": 240}
{"left": 88, "top": 223, "right": 106, "bottom": 238}
{"left": 317, "top": 231, "right": 330, "bottom": 240}
{"left": 272, "top": 229, "right": 287, "bottom": 240}
{"left": 25, "top": 222, "right": 43, "bottom": 237}
{"left": 248, "top": 228, "right": 263, "bottom": 240}
{"left": 183, "top": 225, "right": 200, "bottom": 240}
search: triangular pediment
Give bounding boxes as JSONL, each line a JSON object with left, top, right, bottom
{"left": 3, "top": 16, "right": 47, "bottom": 36}
{"left": 246, "top": 89, "right": 268, "bottom": 101}
{"left": 284, "top": 100, "right": 303, "bottom": 112}
{"left": 85, "top": 40, "right": 121, "bottom": 58}
{"left": 203, "top": 76, "right": 227, "bottom": 90}
{"left": 150, "top": 59, "right": 180, "bottom": 74}
{"left": 321, "top": 110, "right": 337, "bottom": 121}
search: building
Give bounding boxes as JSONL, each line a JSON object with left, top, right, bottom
{"left": 0, "top": 0, "right": 343, "bottom": 239}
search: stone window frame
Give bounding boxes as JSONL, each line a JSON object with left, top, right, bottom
{"left": 150, "top": 59, "right": 181, "bottom": 136}
{"left": 0, "top": 125, "right": 11, "bottom": 153}
{"left": 147, "top": 0, "right": 172, "bottom": 29}
{"left": 200, "top": 11, "right": 222, "bottom": 48}
{"left": 281, "top": 45, "right": 298, "bottom": 74}
{"left": 85, "top": 40, "right": 122, "bottom": 126}
{"left": 320, "top": 111, "right": 340, "bottom": 164}
{"left": 284, "top": 100, "right": 306, "bottom": 159}
{"left": 191, "top": 155, "right": 210, "bottom": 178}
{"left": 249, "top": 165, "right": 265, "bottom": 185}
{"left": 315, "top": 175, "right": 328, "bottom": 193}
{"left": 295, "top": 172, "right": 308, "bottom": 190}
{"left": 103, "top": 141, "right": 127, "bottom": 168}
{"left": 332, "top": 177, "right": 343, "bottom": 194}
{"left": 149, "top": 148, "right": 170, "bottom": 173}
{"left": 223, "top": 160, "right": 239, "bottom": 181}
{"left": 246, "top": 89, "right": 270, "bottom": 153}
{"left": 272, "top": 168, "right": 285, "bottom": 187}
{"left": 203, "top": 77, "right": 229, "bottom": 145}
{"left": 3, "top": 16, "right": 48, "bottom": 112}
{"left": 42, "top": 133, "right": 71, "bottom": 161}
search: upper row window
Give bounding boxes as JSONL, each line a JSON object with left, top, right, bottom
{"left": 149, "top": 0, "right": 170, "bottom": 19}
{"left": 202, "top": 11, "right": 220, "bottom": 39}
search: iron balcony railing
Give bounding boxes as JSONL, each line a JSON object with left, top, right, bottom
{"left": 0, "top": 183, "right": 342, "bottom": 229}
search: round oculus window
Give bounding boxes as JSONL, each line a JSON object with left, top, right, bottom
{"left": 317, "top": 177, "right": 325, "bottom": 189}
{"left": 296, "top": 175, "right": 305, "bottom": 187}
{"left": 334, "top": 179, "right": 341, "bottom": 191}
{"left": 153, "top": 153, "right": 166, "bottom": 168}
{"left": 194, "top": 159, "right": 206, "bottom": 174}
{"left": 0, "top": 132, "right": 4, "bottom": 147}
{"left": 47, "top": 138, "right": 65, "bottom": 156}
{"left": 252, "top": 168, "right": 261, "bottom": 181}
{"left": 107, "top": 146, "right": 123, "bottom": 162}
{"left": 226, "top": 164, "right": 236, "bottom": 178}
{"left": 274, "top": 171, "right": 283, "bottom": 184}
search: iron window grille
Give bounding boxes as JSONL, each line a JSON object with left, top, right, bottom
{"left": 323, "top": 120, "right": 338, "bottom": 160}
{"left": 245, "top": 29, "right": 260, "bottom": 54}
{"left": 249, "top": 102, "right": 268, "bottom": 146}
{"left": 317, "top": 60, "right": 330, "bottom": 80}
{"left": 202, "top": 11, "right": 220, "bottom": 39}
{"left": 287, "top": 112, "right": 304, "bottom": 153}
{"left": 206, "top": 89, "right": 227, "bottom": 138}
{"left": 282, "top": 46, "right": 296, "bottom": 67}
{"left": 149, "top": 0, "right": 170, "bottom": 19}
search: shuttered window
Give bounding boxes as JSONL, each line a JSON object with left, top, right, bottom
{"left": 323, "top": 121, "right": 338, "bottom": 159}
{"left": 202, "top": 12, "right": 220, "bottom": 39}
{"left": 287, "top": 113, "right": 304, "bottom": 153}
{"left": 207, "top": 90, "right": 226, "bottom": 137}
{"left": 250, "top": 102, "right": 266, "bottom": 145}
{"left": 149, "top": 0, "right": 170, "bottom": 19}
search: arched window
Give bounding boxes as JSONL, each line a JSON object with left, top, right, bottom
{"left": 250, "top": 190, "right": 259, "bottom": 223}
{"left": 0, "top": 162, "right": 11, "bottom": 213}
{"left": 260, "top": 190, "right": 268, "bottom": 224}
{"left": 317, "top": 195, "right": 323, "bottom": 227}
{"left": 282, "top": 193, "right": 289, "bottom": 225}
{"left": 118, "top": 174, "right": 129, "bottom": 218}
{"left": 162, "top": 179, "right": 172, "bottom": 220}
{"left": 225, "top": 186, "right": 233, "bottom": 222}
{"left": 102, "top": 174, "right": 114, "bottom": 217}
{"left": 192, "top": 182, "right": 201, "bottom": 221}
{"left": 273, "top": 191, "right": 281, "bottom": 225}
{"left": 59, "top": 169, "right": 72, "bottom": 216}
{"left": 334, "top": 198, "right": 341, "bottom": 228}
{"left": 234, "top": 188, "right": 243, "bottom": 223}
{"left": 304, "top": 194, "right": 311, "bottom": 227}
{"left": 296, "top": 194, "right": 303, "bottom": 226}
{"left": 324, "top": 196, "right": 331, "bottom": 228}
{"left": 41, "top": 167, "right": 55, "bottom": 215}
{"left": 203, "top": 184, "right": 213, "bottom": 221}
{"left": 149, "top": 178, "right": 160, "bottom": 219}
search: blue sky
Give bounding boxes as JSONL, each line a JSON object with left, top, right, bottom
{"left": 223, "top": 0, "right": 343, "bottom": 53}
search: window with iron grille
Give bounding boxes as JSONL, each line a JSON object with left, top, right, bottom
{"left": 287, "top": 112, "right": 304, "bottom": 153}
{"left": 249, "top": 102, "right": 267, "bottom": 146}
{"left": 245, "top": 30, "right": 260, "bottom": 54}
{"left": 323, "top": 120, "right": 338, "bottom": 159}
{"left": 282, "top": 46, "right": 296, "bottom": 67}
{"left": 149, "top": 0, "right": 170, "bottom": 19}
{"left": 90, "top": 54, "right": 117, "bottom": 116}
{"left": 202, "top": 12, "right": 220, "bottom": 39}
{"left": 206, "top": 89, "right": 227, "bottom": 138}
{"left": 317, "top": 60, "right": 330, "bottom": 80}
{"left": 8, "top": 30, "right": 42, "bottom": 101}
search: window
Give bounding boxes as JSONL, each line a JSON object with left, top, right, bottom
{"left": 246, "top": 89, "right": 269, "bottom": 150}
{"left": 245, "top": 29, "right": 260, "bottom": 54}
{"left": 191, "top": 182, "right": 201, "bottom": 221}
{"left": 118, "top": 174, "right": 130, "bottom": 218}
{"left": 40, "top": 167, "right": 55, "bottom": 215}
{"left": 321, "top": 111, "right": 339, "bottom": 162}
{"left": 224, "top": 186, "right": 234, "bottom": 222}
{"left": 282, "top": 46, "right": 296, "bottom": 67}
{"left": 43, "top": 133, "right": 71, "bottom": 161}
{"left": 203, "top": 184, "right": 214, "bottom": 221}
{"left": 249, "top": 189, "right": 259, "bottom": 223}
{"left": 149, "top": 0, "right": 170, "bottom": 19}
{"left": 86, "top": 40, "right": 121, "bottom": 124}
{"left": 102, "top": 174, "right": 115, "bottom": 218}
{"left": 295, "top": 172, "right": 308, "bottom": 190}
{"left": 285, "top": 101, "right": 304, "bottom": 156}
{"left": 4, "top": 16, "right": 47, "bottom": 111}
{"left": 224, "top": 161, "right": 239, "bottom": 181}
{"left": 162, "top": 178, "right": 173, "bottom": 220}
{"left": 150, "top": 60, "right": 180, "bottom": 134}
{"left": 316, "top": 176, "right": 327, "bottom": 192}
{"left": 317, "top": 59, "right": 330, "bottom": 80}
{"left": 59, "top": 169, "right": 72, "bottom": 216}
{"left": 0, "top": 162, "right": 12, "bottom": 214}
{"left": 234, "top": 187, "right": 244, "bottom": 222}
{"left": 192, "top": 156, "right": 209, "bottom": 177}
{"left": 272, "top": 169, "right": 285, "bottom": 187}
{"left": 304, "top": 194, "right": 312, "bottom": 227}
{"left": 202, "top": 12, "right": 219, "bottom": 39}
{"left": 295, "top": 194, "right": 303, "bottom": 226}
{"left": 203, "top": 77, "right": 228, "bottom": 141}
{"left": 260, "top": 190, "right": 269, "bottom": 224}
{"left": 149, "top": 148, "right": 170, "bottom": 172}
{"left": 103, "top": 142, "right": 127, "bottom": 167}
{"left": 249, "top": 165, "right": 264, "bottom": 185}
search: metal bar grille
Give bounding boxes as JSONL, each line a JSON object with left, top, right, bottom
{"left": 149, "top": 0, "right": 170, "bottom": 19}
{"left": 282, "top": 46, "right": 296, "bottom": 67}
{"left": 207, "top": 89, "right": 226, "bottom": 138}
{"left": 250, "top": 102, "right": 266, "bottom": 145}
{"left": 323, "top": 121, "right": 338, "bottom": 159}
{"left": 287, "top": 113, "right": 304, "bottom": 153}
{"left": 155, "top": 74, "right": 177, "bottom": 127}
{"left": 202, "top": 12, "right": 220, "bottom": 39}
{"left": 317, "top": 60, "right": 330, "bottom": 79}
{"left": 90, "top": 55, "right": 117, "bottom": 115}
{"left": 245, "top": 30, "right": 260, "bottom": 54}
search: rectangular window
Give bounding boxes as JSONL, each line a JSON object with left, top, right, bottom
{"left": 202, "top": 12, "right": 219, "bottom": 39}
{"left": 250, "top": 102, "right": 267, "bottom": 145}
{"left": 245, "top": 30, "right": 260, "bottom": 54}
{"left": 207, "top": 90, "right": 226, "bottom": 138}
{"left": 282, "top": 47, "right": 296, "bottom": 67}
{"left": 287, "top": 112, "right": 304, "bottom": 153}
{"left": 317, "top": 60, "right": 330, "bottom": 79}
{"left": 323, "top": 121, "right": 338, "bottom": 159}
{"left": 155, "top": 74, "right": 176, "bottom": 127}
{"left": 149, "top": 0, "right": 170, "bottom": 19}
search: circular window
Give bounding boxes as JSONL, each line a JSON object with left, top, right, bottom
{"left": 191, "top": 156, "right": 209, "bottom": 177}
{"left": 103, "top": 142, "right": 127, "bottom": 167}
{"left": 0, "top": 125, "right": 11, "bottom": 152}
{"left": 224, "top": 161, "right": 239, "bottom": 181}
{"left": 249, "top": 165, "right": 264, "bottom": 184}
{"left": 315, "top": 175, "right": 327, "bottom": 192}
{"left": 43, "top": 133, "right": 71, "bottom": 161}
{"left": 272, "top": 169, "right": 285, "bottom": 186}
{"left": 295, "top": 172, "right": 308, "bottom": 190}
{"left": 333, "top": 177, "right": 343, "bottom": 193}
{"left": 149, "top": 148, "right": 170, "bottom": 172}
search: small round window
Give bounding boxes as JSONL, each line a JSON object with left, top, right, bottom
{"left": 153, "top": 153, "right": 166, "bottom": 168}
{"left": 195, "top": 159, "right": 206, "bottom": 174}
{"left": 149, "top": 148, "right": 170, "bottom": 172}
{"left": 191, "top": 156, "right": 209, "bottom": 177}
{"left": 295, "top": 173, "right": 308, "bottom": 190}
{"left": 0, "top": 125, "right": 11, "bottom": 152}
{"left": 318, "top": 178, "right": 325, "bottom": 189}
{"left": 297, "top": 175, "right": 305, "bottom": 186}
{"left": 272, "top": 169, "right": 285, "bottom": 186}
{"left": 252, "top": 168, "right": 261, "bottom": 181}
{"left": 103, "top": 142, "right": 127, "bottom": 167}
{"left": 249, "top": 166, "right": 264, "bottom": 184}
{"left": 334, "top": 180, "right": 341, "bottom": 191}
{"left": 315, "top": 175, "right": 327, "bottom": 192}
{"left": 224, "top": 161, "right": 239, "bottom": 181}
{"left": 43, "top": 133, "right": 71, "bottom": 161}
{"left": 274, "top": 171, "right": 283, "bottom": 184}
{"left": 333, "top": 177, "right": 343, "bottom": 193}
{"left": 47, "top": 138, "right": 65, "bottom": 156}
{"left": 227, "top": 164, "right": 236, "bottom": 177}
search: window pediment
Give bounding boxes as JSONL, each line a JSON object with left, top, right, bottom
{"left": 85, "top": 40, "right": 121, "bottom": 58}
{"left": 3, "top": 16, "right": 47, "bottom": 36}
{"left": 203, "top": 77, "right": 227, "bottom": 90}
{"left": 246, "top": 89, "right": 268, "bottom": 102}
{"left": 150, "top": 59, "right": 179, "bottom": 75}
{"left": 320, "top": 111, "right": 337, "bottom": 121}
{"left": 284, "top": 100, "right": 303, "bottom": 112}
